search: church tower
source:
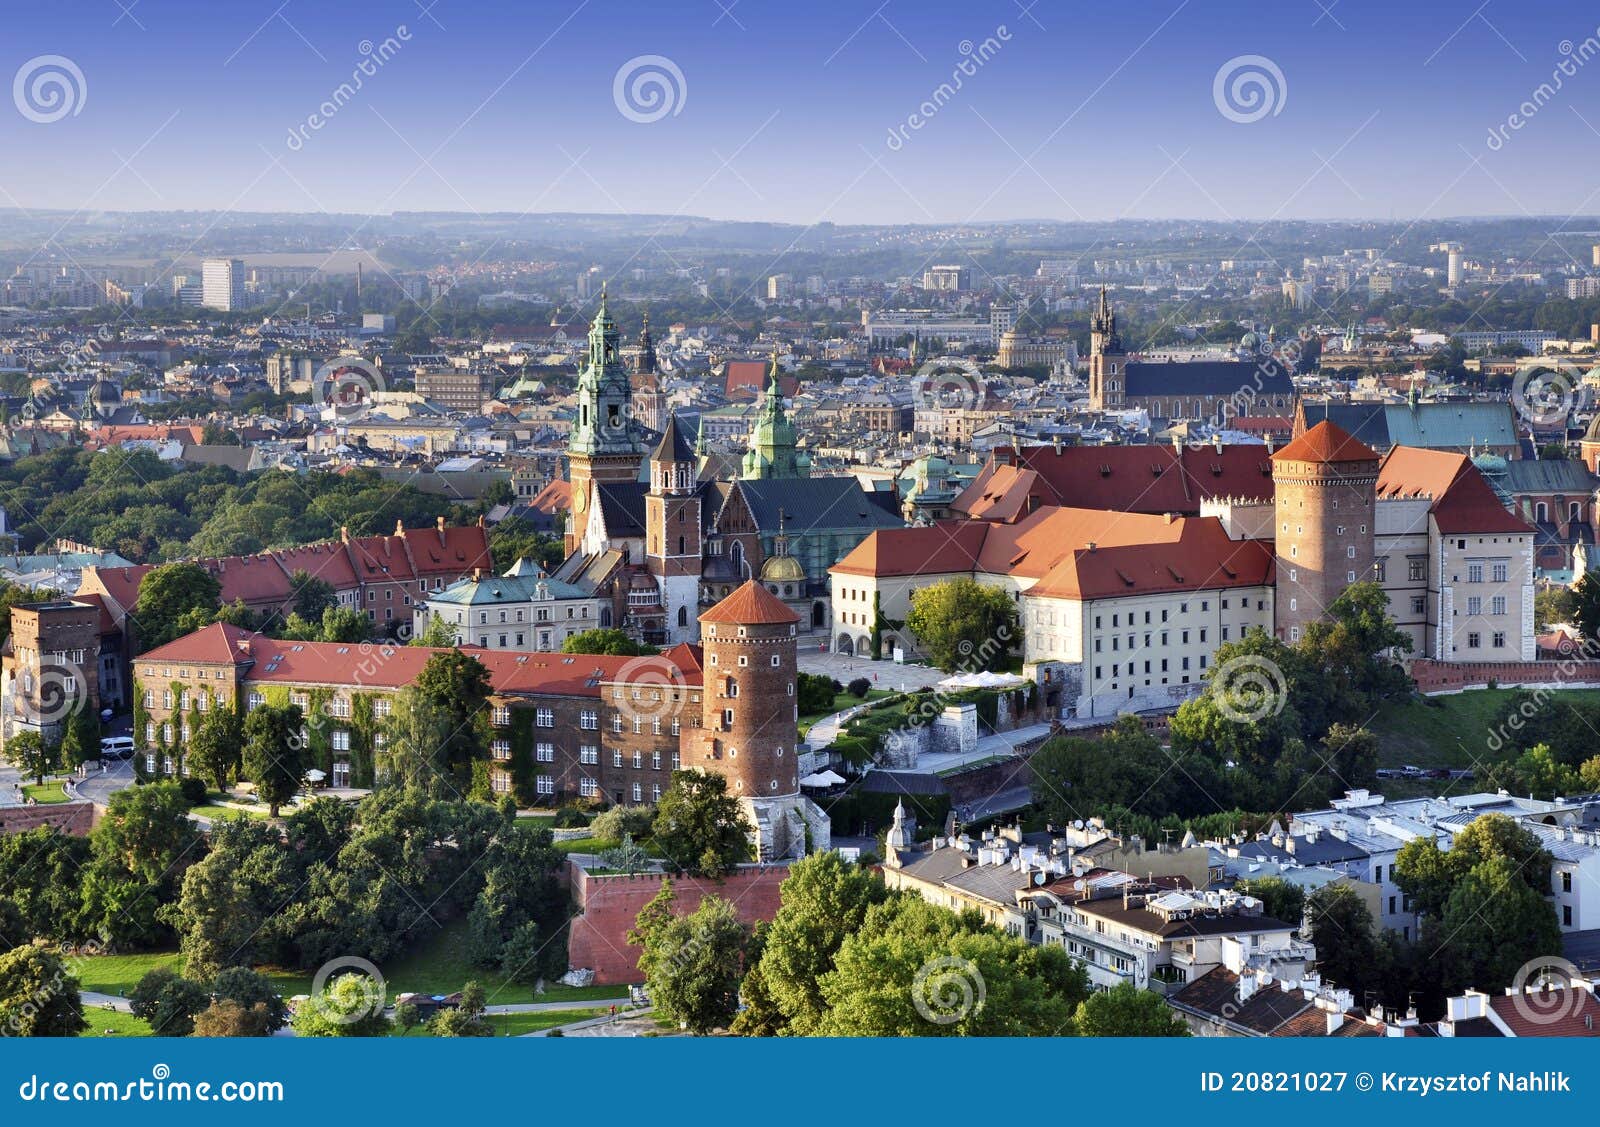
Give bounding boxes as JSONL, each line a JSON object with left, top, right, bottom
{"left": 645, "top": 414, "right": 703, "bottom": 644}
{"left": 740, "top": 354, "right": 809, "bottom": 480}
{"left": 631, "top": 311, "right": 666, "bottom": 434}
{"left": 1087, "top": 287, "right": 1127, "bottom": 410}
{"left": 1270, "top": 420, "right": 1379, "bottom": 644}
{"left": 567, "top": 290, "right": 646, "bottom": 553}
{"left": 689, "top": 580, "right": 830, "bottom": 860}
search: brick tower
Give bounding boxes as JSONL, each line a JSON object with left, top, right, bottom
{"left": 1087, "top": 287, "right": 1127, "bottom": 410}
{"left": 645, "top": 414, "right": 703, "bottom": 645}
{"left": 1270, "top": 420, "right": 1379, "bottom": 642}
{"left": 689, "top": 580, "right": 830, "bottom": 860}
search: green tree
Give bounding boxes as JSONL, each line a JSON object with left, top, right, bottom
{"left": 290, "top": 972, "right": 391, "bottom": 1037}
{"left": 1235, "top": 876, "right": 1307, "bottom": 930}
{"left": 187, "top": 703, "right": 243, "bottom": 794}
{"left": 905, "top": 577, "right": 1020, "bottom": 672}
{"left": 1305, "top": 882, "right": 1386, "bottom": 998}
{"left": 1395, "top": 814, "right": 1552, "bottom": 920}
{"left": 639, "top": 895, "right": 748, "bottom": 1034}
{"left": 651, "top": 770, "right": 751, "bottom": 877}
{"left": 375, "top": 687, "right": 452, "bottom": 789}
{"left": 429, "top": 980, "right": 492, "bottom": 1037}
{"left": 0, "top": 941, "right": 88, "bottom": 1036}
{"left": 3, "top": 730, "right": 56, "bottom": 786}
{"left": 91, "top": 781, "right": 204, "bottom": 889}
{"left": 1072, "top": 981, "right": 1190, "bottom": 1036}
{"left": 816, "top": 897, "right": 1086, "bottom": 1036}
{"left": 241, "top": 703, "right": 306, "bottom": 817}
{"left": 58, "top": 710, "right": 100, "bottom": 769}
{"left": 288, "top": 569, "right": 337, "bottom": 622}
{"left": 1535, "top": 585, "right": 1577, "bottom": 629}
{"left": 414, "top": 650, "right": 491, "bottom": 785}
{"left": 133, "top": 562, "right": 221, "bottom": 651}
{"left": 738, "top": 851, "right": 890, "bottom": 1035}
{"left": 210, "top": 966, "right": 288, "bottom": 1032}
{"left": 411, "top": 613, "right": 457, "bottom": 647}
{"left": 560, "top": 628, "right": 655, "bottom": 656}
{"left": 1573, "top": 570, "right": 1600, "bottom": 644}
{"left": 191, "top": 999, "right": 274, "bottom": 1037}
{"left": 128, "top": 967, "right": 210, "bottom": 1036}
{"left": 1432, "top": 856, "right": 1562, "bottom": 994}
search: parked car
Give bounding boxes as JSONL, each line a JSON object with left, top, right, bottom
{"left": 98, "top": 736, "right": 134, "bottom": 761}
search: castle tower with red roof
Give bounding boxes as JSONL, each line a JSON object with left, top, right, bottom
{"left": 1270, "top": 420, "right": 1380, "bottom": 642}
{"left": 688, "top": 580, "right": 829, "bottom": 860}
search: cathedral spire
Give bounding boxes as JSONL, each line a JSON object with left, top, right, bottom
{"left": 637, "top": 308, "right": 657, "bottom": 374}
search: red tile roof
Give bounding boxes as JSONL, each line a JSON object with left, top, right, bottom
{"left": 955, "top": 444, "right": 1278, "bottom": 521}
{"left": 1377, "top": 447, "right": 1532, "bottom": 534}
{"left": 137, "top": 624, "right": 704, "bottom": 695}
{"left": 832, "top": 506, "right": 1274, "bottom": 599}
{"left": 699, "top": 579, "right": 800, "bottom": 625}
{"left": 1487, "top": 988, "right": 1600, "bottom": 1037}
{"left": 1272, "top": 420, "right": 1379, "bottom": 465}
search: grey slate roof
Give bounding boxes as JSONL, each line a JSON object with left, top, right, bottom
{"left": 1123, "top": 358, "right": 1295, "bottom": 398}
{"left": 734, "top": 477, "right": 903, "bottom": 535}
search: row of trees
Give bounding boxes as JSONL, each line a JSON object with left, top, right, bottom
{"left": 632, "top": 853, "right": 1188, "bottom": 1037}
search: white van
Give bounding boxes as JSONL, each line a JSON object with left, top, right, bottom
{"left": 98, "top": 736, "right": 134, "bottom": 761}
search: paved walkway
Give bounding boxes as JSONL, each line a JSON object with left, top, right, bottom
{"left": 82, "top": 991, "right": 132, "bottom": 1014}
{"left": 797, "top": 650, "right": 949, "bottom": 692}
{"left": 902, "top": 722, "right": 1055, "bottom": 775}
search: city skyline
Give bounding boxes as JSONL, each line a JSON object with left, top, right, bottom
{"left": 1, "top": 1, "right": 1598, "bottom": 224}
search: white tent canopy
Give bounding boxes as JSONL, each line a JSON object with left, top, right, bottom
{"left": 935, "top": 671, "right": 1028, "bottom": 692}
{"left": 800, "top": 770, "right": 846, "bottom": 788}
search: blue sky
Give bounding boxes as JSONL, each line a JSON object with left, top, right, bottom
{"left": 1, "top": 0, "right": 1598, "bottom": 223}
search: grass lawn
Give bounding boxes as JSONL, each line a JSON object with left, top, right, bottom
{"left": 21, "top": 780, "right": 71, "bottom": 804}
{"left": 199, "top": 803, "right": 272, "bottom": 822}
{"left": 798, "top": 689, "right": 892, "bottom": 737}
{"left": 73, "top": 951, "right": 184, "bottom": 998}
{"left": 391, "top": 1007, "right": 606, "bottom": 1037}
{"left": 1369, "top": 687, "right": 1600, "bottom": 771}
{"left": 82, "top": 1009, "right": 154, "bottom": 1037}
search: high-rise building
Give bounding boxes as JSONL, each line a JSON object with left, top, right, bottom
{"left": 200, "top": 258, "right": 244, "bottom": 311}
{"left": 922, "top": 264, "right": 970, "bottom": 291}
{"left": 766, "top": 273, "right": 793, "bottom": 301}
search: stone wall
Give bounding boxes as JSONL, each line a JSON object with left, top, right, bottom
{"left": 1410, "top": 659, "right": 1600, "bottom": 695}
{"left": 0, "top": 801, "right": 94, "bottom": 836}
{"left": 565, "top": 862, "right": 791, "bottom": 985}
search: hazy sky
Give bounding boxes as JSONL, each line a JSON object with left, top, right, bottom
{"left": 2, "top": 0, "right": 1598, "bottom": 224}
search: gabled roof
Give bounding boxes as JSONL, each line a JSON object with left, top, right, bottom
{"left": 732, "top": 477, "right": 903, "bottom": 534}
{"left": 1273, "top": 420, "right": 1379, "bottom": 465}
{"left": 700, "top": 579, "right": 800, "bottom": 625}
{"left": 1377, "top": 447, "right": 1532, "bottom": 534}
{"left": 135, "top": 621, "right": 257, "bottom": 666}
{"left": 1123, "top": 357, "right": 1295, "bottom": 398}
{"left": 650, "top": 414, "right": 696, "bottom": 463}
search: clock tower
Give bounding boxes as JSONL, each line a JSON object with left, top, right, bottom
{"left": 567, "top": 289, "right": 647, "bottom": 554}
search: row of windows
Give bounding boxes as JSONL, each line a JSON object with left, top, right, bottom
{"left": 1094, "top": 655, "right": 1205, "bottom": 680}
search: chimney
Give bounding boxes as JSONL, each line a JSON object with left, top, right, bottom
{"left": 395, "top": 519, "right": 405, "bottom": 537}
{"left": 339, "top": 526, "right": 350, "bottom": 543}
{"left": 1213, "top": 434, "right": 1223, "bottom": 453}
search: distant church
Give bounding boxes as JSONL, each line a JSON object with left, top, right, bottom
{"left": 1086, "top": 289, "right": 1297, "bottom": 422}
{"left": 555, "top": 295, "right": 903, "bottom": 646}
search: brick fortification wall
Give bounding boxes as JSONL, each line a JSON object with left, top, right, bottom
{"left": 1410, "top": 659, "right": 1600, "bottom": 695}
{"left": 566, "top": 863, "right": 790, "bottom": 985}
{"left": 0, "top": 801, "right": 94, "bottom": 836}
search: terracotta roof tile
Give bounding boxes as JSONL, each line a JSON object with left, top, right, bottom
{"left": 1272, "top": 420, "right": 1380, "bottom": 465}
{"left": 699, "top": 579, "right": 800, "bottom": 625}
